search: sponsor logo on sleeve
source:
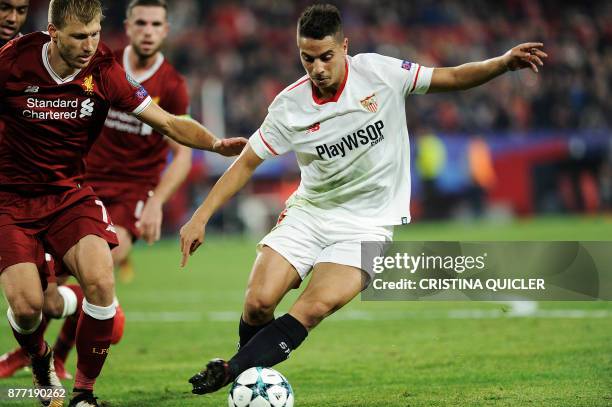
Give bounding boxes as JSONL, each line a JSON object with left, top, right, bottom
{"left": 401, "top": 60, "right": 413, "bottom": 70}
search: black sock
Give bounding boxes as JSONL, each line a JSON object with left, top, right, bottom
{"left": 228, "top": 313, "right": 308, "bottom": 379}
{"left": 239, "top": 316, "right": 274, "bottom": 349}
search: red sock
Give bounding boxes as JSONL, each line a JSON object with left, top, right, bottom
{"left": 74, "top": 304, "right": 114, "bottom": 391}
{"left": 53, "top": 315, "right": 78, "bottom": 364}
{"left": 12, "top": 317, "right": 48, "bottom": 357}
{"left": 53, "top": 285, "right": 84, "bottom": 364}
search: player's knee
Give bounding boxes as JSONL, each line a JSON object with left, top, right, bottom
{"left": 244, "top": 293, "right": 276, "bottom": 324}
{"left": 42, "top": 293, "right": 65, "bottom": 319}
{"left": 82, "top": 272, "right": 115, "bottom": 305}
{"left": 10, "top": 297, "right": 43, "bottom": 322}
{"left": 292, "top": 299, "right": 337, "bottom": 330}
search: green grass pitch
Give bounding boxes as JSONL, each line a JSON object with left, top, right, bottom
{"left": 1, "top": 216, "right": 611, "bottom": 406}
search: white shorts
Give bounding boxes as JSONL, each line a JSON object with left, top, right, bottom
{"left": 258, "top": 207, "right": 393, "bottom": 283}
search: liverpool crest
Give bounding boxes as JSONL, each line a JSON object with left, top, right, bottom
{"left": 82, "top": 75, "right": 95, "bottom": 95}
{"left": 360, "top": 93, "right": 378, "bottom": 113}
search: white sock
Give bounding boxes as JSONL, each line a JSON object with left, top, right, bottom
{"left": 82, "top": 299, "right": 116, "bottom": 321}
{"left": 6, "top": 307, "right": 42, "bottom": 334}
{"left": 57, "top": 286, "right": 78, "bottom": 318}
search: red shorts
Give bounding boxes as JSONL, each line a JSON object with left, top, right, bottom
{"left": 90, "top": 182, "right": 152, "bottom": 241}
{"left": 0, "top": 187, "right": 119, "bottom": 286}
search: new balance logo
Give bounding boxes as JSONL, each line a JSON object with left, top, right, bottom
{"left": 80, "top": 98, "right": 94, "bottom": 118}
{"left": 306, "top": 122, "right": 320, "bottom": 134}
{"left": 24, "top": 85, "right": 39, "bottom": 93}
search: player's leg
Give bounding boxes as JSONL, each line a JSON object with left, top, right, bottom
{"left": 110, "top": 225, "right": 132, "bottom": 266}
{"left": 239, "top": 246, "right": 301, "bottom": 348}
{"left": 0, "top": 225, "right": 63, "bottom": 398}
{"left": 43, "top": 193, "right": 119, "bottom": 404}
{"left": 189, "top": 214, "right": 391, "bottom": 395}
{"left": 1, "top": 263, "right": 63, "bottom": 406}
{"left": 44, "top": 278, "right": 84, "bottom": 381}
{"left": 230, "top": 262, "right": 362, "bottom": 374}
{"left": 0, "top": 278, "right": 77, "bottom": 379}
{"left": 0, "top": 264, "right": 44, "bottom": 377}
{"left": 1, "top": 263, "right": 46, "bottom": 356}
{"left": 101, "top": 193, "right": 142, "bottom": 284}
{"left": 190, "top": 262, "right": 363, "bottom": 395}
{"left": 62, "top": 235, "right": 116, "bottom": 396}
{"left": 112, "top": 225, "right": 135, "bottom": 283}
{"left": 9, "top": 253, "right": 95, "bottom": 383}
{"left": 289, "top": 262, "right": 364, "bottom": 329}
{"left": 49, "top": 225, "right": 128, "bottom": 371}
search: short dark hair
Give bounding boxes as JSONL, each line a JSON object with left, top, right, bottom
{"left": 49, "top": 0, "right": 104, "bottom": 29}
{"left": 298, "top": 4, "right": 343, "bottom": 40}
{"left": 126, "top": 0, "right": 168, "bottom": 19}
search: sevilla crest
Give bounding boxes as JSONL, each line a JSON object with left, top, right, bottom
{"left": 360, "top": 93, "right": 378, "bottom": 113}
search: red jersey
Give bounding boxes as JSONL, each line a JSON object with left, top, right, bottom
{"left": 85, "top": 46, "right": 189, "bottom": 189}
{"left": 0, "top": 32, "right": 151, "bottom": 193}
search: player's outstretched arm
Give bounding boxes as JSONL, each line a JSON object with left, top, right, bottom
{"left": 179, "top": 144, "right": 263, "bottom": 267}
{"left": 428, "top": 42, "right": 547, "bottom": 93}
{"left": 136, "top": 102, "right": 247, "bottom": 155}
{"left": 137, "top": 139, "right": 192, "bottom": 245}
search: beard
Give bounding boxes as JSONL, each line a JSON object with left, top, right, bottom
{"left": 133, "top": 42, "right": 162, "bottom": 59}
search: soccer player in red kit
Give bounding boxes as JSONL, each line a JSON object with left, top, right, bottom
{"left": 0, "top": 1, "right": 246, "bottom": 406}
{"left": 0, "top": 0, "right": 28, "bottom": 47}
{"left": 86, "top": 0, "right": 192, "bottom": 275}
{"left": 0, "top": 0, "right": 29, "bottom": 139}
{"left": 51, "top": 0, "right": 193, "bottom": 380}
{"left": 0, "top": 0, "right": 188, "bottom": 381}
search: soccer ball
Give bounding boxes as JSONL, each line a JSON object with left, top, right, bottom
{"left": 228, "top": 367, "right": 294, "bottom": 407}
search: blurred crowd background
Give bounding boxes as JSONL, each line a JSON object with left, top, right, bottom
{"left": 22, "top": 0, "right": 612, "bottom": 234}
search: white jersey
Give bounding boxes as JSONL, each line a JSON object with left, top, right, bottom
{"left": 249, "top": 53, "right": 433, "bottom": 226}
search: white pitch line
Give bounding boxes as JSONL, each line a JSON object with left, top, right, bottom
{"left": 126, "top": 311, "right": 202, "bottom": 322}
{"left": 0, "top": 309, "right": 608, "bottom": 326}
{"left": 125, "top": 309, "right": 612, "bottom": 323}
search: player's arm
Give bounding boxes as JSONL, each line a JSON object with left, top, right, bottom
{"left": 137, "top": 138, "right": 192, "bottom": 244}
{"left": 428, "top": 42, "right": 547, "bottom": 93}
{"left": 136, "top": 102, "right": 247, "bottom": 156}
{"left": 179, "top": 144, "right": 264, "bottom": 267}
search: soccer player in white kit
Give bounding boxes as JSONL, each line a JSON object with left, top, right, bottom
{"left": 181, "top": 3, "right": 547, "bottom": 394}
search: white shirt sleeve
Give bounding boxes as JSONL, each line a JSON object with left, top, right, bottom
{"left": 367, "top": 53, "right": 434, "bottom": 96}
{"left": 249, "top": 111, "right": 292, "bottom": 160}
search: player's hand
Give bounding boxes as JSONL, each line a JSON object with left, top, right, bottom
{"left": 212, "top": 137, "right": 248, "bottom": 157}
{"left": 179, "top": 217, "right": 206, "bottom": 267}
{"left": 137, "top": 195, "right": 163, "bottom": 245}
{"left": 503, "top": 42, "right": 548, "bottom": 73}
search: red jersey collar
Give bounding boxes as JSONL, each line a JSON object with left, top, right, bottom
{"left": 311, "top": 58, "right": 349, "bottom": 105}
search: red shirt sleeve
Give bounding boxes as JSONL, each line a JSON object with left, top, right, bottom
{"left": 161, "top": 76, "right": 190, "bottom": 116}
{"left": 101, "top": 59, "right": 152, "bottom": 115}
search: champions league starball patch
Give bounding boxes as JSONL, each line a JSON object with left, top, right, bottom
{"left": 135, "top": 86, "right": 149, "bottom": 100}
